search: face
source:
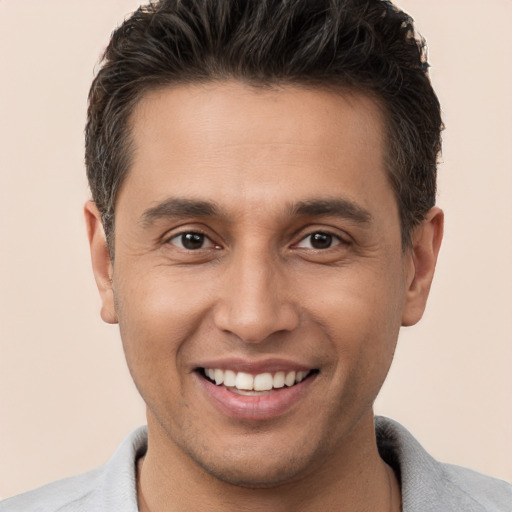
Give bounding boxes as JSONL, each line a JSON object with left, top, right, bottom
{"left": 87, "top": 82, "right": 439, "bottom": 488}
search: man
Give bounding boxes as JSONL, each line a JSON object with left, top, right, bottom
{"left": 1, "top": 0, "right": 510, "bottom": 510}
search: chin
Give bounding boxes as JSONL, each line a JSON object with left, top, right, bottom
{"left": 188, "top": 448, "right": 315, "bottom": 489}
{"left": 166, "top": 419, "right": 324, "bottom": 489}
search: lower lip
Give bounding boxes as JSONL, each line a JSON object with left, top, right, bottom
{"left": 196, "top": 373, "right": 316, "bottom": 421}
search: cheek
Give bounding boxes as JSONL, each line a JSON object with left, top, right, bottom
{"left": 319, "top": 296, "right": 401, "bottom": 425}
{"left": 113, "top": 267, "right": 214, "bottom": 380}
{"left": 303, "top": 261, "right": 405, "bottom": 382}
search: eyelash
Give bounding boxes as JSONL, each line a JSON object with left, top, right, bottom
{"left": 293, "top": 231, "right": 346, "bottom": 250}
{"left": 166, "top": 231, "right": 217, "bottom": 250}
{"left": 165, "top": 229, "right": 348, "bottom": 252}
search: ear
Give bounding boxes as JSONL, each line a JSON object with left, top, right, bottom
{"left": 401, "top": 206, "right": 444, "bottom": 327}
{"left": 84, "top": 201, "right": 118, "bottom": 324}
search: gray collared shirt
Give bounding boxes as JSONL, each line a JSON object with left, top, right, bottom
{"left": 1, "top": 417, "right": 511, "bottom": 511}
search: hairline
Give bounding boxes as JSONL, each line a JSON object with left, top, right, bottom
{"left": 103, "top": 78, "right": 414, "bottom": 258}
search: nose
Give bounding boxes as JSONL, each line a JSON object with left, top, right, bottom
{"left": 213, "top": 249, "right": 300, "bottom": 343}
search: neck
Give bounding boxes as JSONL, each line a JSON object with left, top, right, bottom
{"left": 137, "top": 413, "right": 401, "bottom": 512}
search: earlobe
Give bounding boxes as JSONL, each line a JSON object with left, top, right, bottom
{"left": 84, "top": 201, "right": 118, "bottom": 324}
{"left": 401, "top": 206, "right": 444, "bottom": 327}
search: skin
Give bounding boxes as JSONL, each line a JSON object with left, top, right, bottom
{"left": 86, "top": 82, "right": 443, "bottom": 512}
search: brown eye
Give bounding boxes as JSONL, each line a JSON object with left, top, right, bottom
{"left": 296, "top": 232, "right": 341, "bottom": 250}
{"left": 310, "top": 232, "right": 333, "bottom": 249}
{"left": 169, "top": 232, "right": 213, "bottom": 250}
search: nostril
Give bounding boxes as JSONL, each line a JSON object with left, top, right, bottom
{"left": 212, "top": 290, "right": 300, "bottom": 343}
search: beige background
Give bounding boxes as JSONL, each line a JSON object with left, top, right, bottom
{"left": 0, "top": 0, "right": 511, "bottom": 499}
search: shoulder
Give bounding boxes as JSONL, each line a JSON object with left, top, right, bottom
{"left": 0, "top": 468, "right": 103, "bottom": 512}
{"left": 375, "top": 416, "right": 512, "bottom": 512}
{"left": 440, "top": 463, "right": 512, "bottom": 511}
{"left": 0, "top": 426, "right": 147, "bottom": 512}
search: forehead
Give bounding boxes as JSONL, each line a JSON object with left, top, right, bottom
{"left": 120, "top": 81, "right": 395, "bottom": 223}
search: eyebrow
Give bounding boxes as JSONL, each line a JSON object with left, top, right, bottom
{"left": 140, "top": 196, "right": 372, "bottom": 227}
{"left": 288, "top": 198, "right": 372, "bottom": 224}
{"left": 140, "top": 198, "right": 220, "bottom": 227}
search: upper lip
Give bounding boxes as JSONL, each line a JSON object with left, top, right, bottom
{"left": 194, "top": 357, "right": 316, "bottom": 374}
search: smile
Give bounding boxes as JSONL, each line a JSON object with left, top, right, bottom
{"left": 201, "top": 368, "right": 315, "bottom": 394}
{"left": 194, "top": 360, "right": 319, "bottom": 420}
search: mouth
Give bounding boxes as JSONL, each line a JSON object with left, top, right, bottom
{"left": 194, "top": 359, "right": 320, "bottom": 420}
{"left": 199, "top": 367, "right": 318, "bottom": 396}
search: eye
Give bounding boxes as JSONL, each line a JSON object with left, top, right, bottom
{"left": 168, "top": 232, "right": 215, "bottom": 250}
{"left": 295, "top": 231, "right": 343, "bottom": 250}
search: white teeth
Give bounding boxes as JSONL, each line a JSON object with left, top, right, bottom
{"left": 273, "top": 371, "right": 285, "bottom": 388}
{"left": 235, "top": 372, "right": 254, "bottom": 390}
{"left": 284, "top": 371, "right": 296, "bottom": 387}
{"left": 253, "top": 373, "right": 273, "bottom": 391}
{"left": 231, "top": 389, "right": 267, "bottom": 396}
{"left": 204, "top": 368, "right": 312, "bottom": 391}
{"left": 214, "top": 369, "right": 224, "bottom": 385}
{"left": 223, "top": 369, "right": 236, "bottom": 387}
{"left": 296, "top": 371, "right": 307, "bottom": 383}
